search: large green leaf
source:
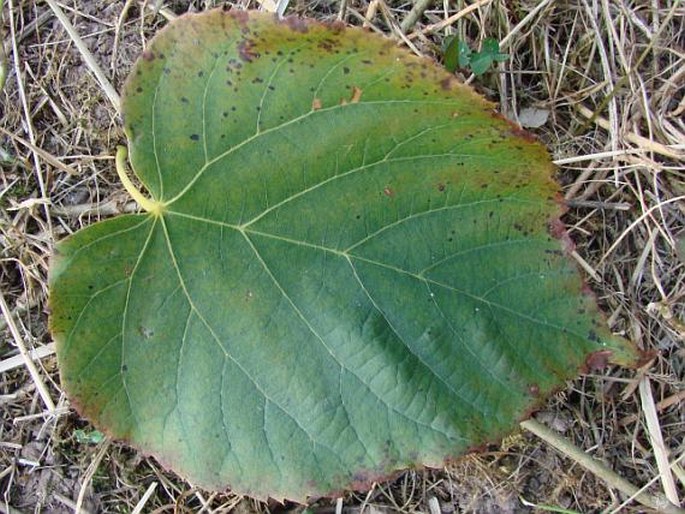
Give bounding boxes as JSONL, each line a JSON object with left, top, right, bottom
{"left": 49, "top": 10, "right": 637, "bottom": 501}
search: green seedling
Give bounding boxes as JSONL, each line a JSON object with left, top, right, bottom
{"left": 443, "top": 36, "right": 509, "bottom": 75}
{"left": 73, "top": 429, "right": 106, "bottom": 445}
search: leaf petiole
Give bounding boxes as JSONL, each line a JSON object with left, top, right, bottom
{"left": 115, "top": 146, "right": 164, "bottom": 216}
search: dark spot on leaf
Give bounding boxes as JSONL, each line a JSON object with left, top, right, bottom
{"left": 437, "top": 183, "right": 446, "bottom": 192}
{"left": 343, "top": 66, "right": 350, "bottom": 74}
{"left": 181, "top": 97, "right": 189, "bottom": 103}
{"left": 136, "top": 86, "right": 143, "bottom": 93}
{"left": 190, "top": 134, "right": 200, "bottom": 141}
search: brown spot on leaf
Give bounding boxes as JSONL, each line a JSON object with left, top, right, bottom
{"left": 283, "top": 15, "right": 309, "bottom": 33}
{"left": 548, "top": 218, "right": 576, "bottom": 253}
{"left": 383, "top": 187, "right": 395, "bottom": 198}
{"left": 229, "top": 9, "right": 250, "bottom": 26}
{"left": 142, "top": 50, "right": 155, "bottom": 61}
{"left": 350, "top": 86, "right": 362, "bottom": 103}
{"left": 237, "top": 40, "right": 258, "bottom": 62}
{"left": 440, "top": 76, "right": 456, "bottom": 90}
{"left": 312, "top": 98, "right": 322, "bottom": 110}
{"left": 583, "top": 350, "right": 613, "bottom": 371}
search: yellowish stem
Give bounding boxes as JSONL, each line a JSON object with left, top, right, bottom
{"left": 115, "top": 146, "right": 163, "bottom": 216}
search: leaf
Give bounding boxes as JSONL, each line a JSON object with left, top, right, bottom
{"left": 49, "top": 10, "right": 638, "bottom": 502}
{"left": 442, "top": 35, "right": 459, "bottom": 72}
{"left": 458, "top": 40, "right": 473, "bottom": 67}
{"left": 442, "top": 36, "right": 471, "bottom": 73}
{"left": 480, "top": 38, "right": 502, "bottom": 56}
{"left": 518, "top": 107, "right": 550, "bottom": 128}
{"left": 468, "top": 52, "right": 493, "bottom": 75}
{"left": 468, "top": 38, "right": 509, "bottom": 75}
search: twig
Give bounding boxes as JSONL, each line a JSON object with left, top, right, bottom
{"left": 400, "top": 0, "right": 433, "bottom": 34}
{"left": 639, "top": 376, "right": 681, "bottom": 506}
{"left": 0, "top": 0, "right": 6, "bottom": 92}
{"left": 0, "top": 126, "right": 78, "bottom": 175}
{"left": 577, "top": 105, "right": 682, "bottom": 160}
{"left": 573, "top": 1, "right": 680, "bottom": 138}
{"left": 0, "top": 343, "right": 55, "bottom": 374}
{"left": 110, "top": 0, "right": 135, "bottom": 73}
{"left": 564, "top": 200, "right": 632, "bottom": 211}
{"left": 44, "top": 0, "right": 120, "bottom": 112}
{"left": 7, "top": 0, "right": 53, "bottom": 235}
{"left": 521, "top": 418, "right": 685, "bottom": 514}
{"left": 570, "top": 250, "right": 602, "bottom": 282}
{"left": 407, "top": 0, "right": 492, "bottom": 40}
{"left": 51, "top": 199, "right": 139, "bottom": 218}
{"left": 138, "top": 0, "right": 177, "bottom": 21}
{"left": 337, "top": 0, "right": 348, "bottom": 21}
{"left": 599, "top": 195, "right": 684, "bottom": 265}
{"left": 74, "top": 440, "right": 111, "bottom": 514}
{"left": 362, "top": 0, "right": 379, "bottom": 28}
{"left": 130, "top": 482, "right": 158, "bottom": 514}
{"left": 498, "top": 0, "right": 555, "bottom": 50}
{"left": 552, "top": 148, "right": 679, "bottom": 166}
{"left": 0, "top": 288, "right": 55, "bottom": 412}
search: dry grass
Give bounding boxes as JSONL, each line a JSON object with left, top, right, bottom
{"left": 1, "top": 0, "right": 683, "bottom": 512}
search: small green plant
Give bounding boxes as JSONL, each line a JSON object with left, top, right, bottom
{"left": 73, "top": 429, "right": 105, "bottom": 445}
{"left": 443, "top": 36, "right": 509, "bottom": 75}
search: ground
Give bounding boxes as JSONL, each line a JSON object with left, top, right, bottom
{"left": 0, "top": 0, "right": 683, "bottom": 513}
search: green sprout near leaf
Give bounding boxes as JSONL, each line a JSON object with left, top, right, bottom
{"left": 443, "top": 36, "right": 509, "bottom": 75}
{"left": 73, "top": 429, "right": 106, "bottom": 445}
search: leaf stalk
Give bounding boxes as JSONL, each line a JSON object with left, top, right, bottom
{"left": 115, "top": 146, "right": 163, "bottom": 216}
